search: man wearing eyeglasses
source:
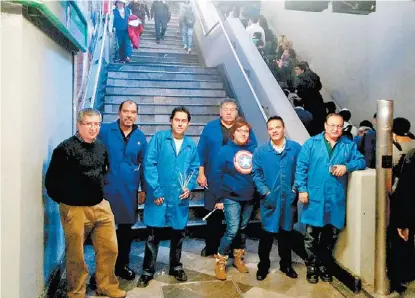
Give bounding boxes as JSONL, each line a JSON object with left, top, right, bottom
{"left": 98, "top": 100, "right": 147, "bottom": 281}
{"left": 294, "top": 113, "right": 365, "bottom": 284}
{"left": 197, "top": 99, "right": 257, "bottom": 257}
{"left": 45, "top": 108, "right": 126, "bottom": 298}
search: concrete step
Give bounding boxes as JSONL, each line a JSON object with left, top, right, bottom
{"left": 108, "top": 71, "right": 220, "bottom": 82}
{"left": 103, "top": 102, "right": 219, "bottom": 114}
{"left": 140, "top": 34, "right": 182, "bottom": 41}
{"left": 100, "top": 122, "right": 206, "bottom": 135}
{"left": 107, "top": 64, "right": 218, "bottom": 74}
{"left": 103, "top": 112, "right": 217, "bottom": 123}
{"left": 128, "top": 58, "right": 201, "bottom": 66}
{"left": 140, "top": 37, "right": 184, "bottom": 45}
{"left": 138, "top": 43, "right": 187, "bottom": 50}
{"left": 104, "top": 95, "right": 227, "bottom": 105}
{"left": 141, "top": 32, "right": 180, "bottom": 39}
{"left": 105, "top": 86, "right": 226, "bottom": 97}
{"left": 133, "top": 48, "right": 198, "bottom": 56}
{"left": 130, "top": 54, "right": 199, "bottom": 64}
{"left": 106, "top": 79, "right": 224, "bottom": 89}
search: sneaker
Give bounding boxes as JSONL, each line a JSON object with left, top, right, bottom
{"left": 156, "top": 40, "right": 160, "bottom": 44}
{"left": 183, "top": 45, "right": 188, "bottom": 50}
{"left": 137, "top": 275, "right": 153, "bottom": 288}
{"left": 306, "top": 266, "right": 319, "bottom": 284}
{"left": 187, "top": 48, "right": 191, "bottom": 54}
{"left": 124, "top": 57, "right": 131, "bottom": 64}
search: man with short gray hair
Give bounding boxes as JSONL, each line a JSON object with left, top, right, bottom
{"left": 197, "top": 99, "right": 257, "bottom": 257}
{"left": 45, "top": 108, "right": 126, "bottom": 298}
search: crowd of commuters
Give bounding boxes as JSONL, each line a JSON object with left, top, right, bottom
{"left": 109, "top": 0, "right": 195, "bottom": 63}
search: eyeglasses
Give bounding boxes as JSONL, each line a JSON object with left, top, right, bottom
{"left": 81, "top": 122, "right": 101, "bottom": 128}
{"left": 236, "top": 128, "right": 250, "bottom": 135}
{"left": 327, "top": 124, "right": 343, "bottom": 130}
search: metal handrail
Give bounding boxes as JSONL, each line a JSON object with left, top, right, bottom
{"left": 192, "top": 0, "right": 267, "bottom": 122}
{"left": 81, "top": 12, "right": 110, "bottom": 109}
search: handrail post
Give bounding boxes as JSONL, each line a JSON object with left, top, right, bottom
{"left": 374, "top": 99, "right": 393, "bottom": 295}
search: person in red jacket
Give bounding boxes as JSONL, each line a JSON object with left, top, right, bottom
{"left": 128, "top": 15, "right": 144, "bottom": 49}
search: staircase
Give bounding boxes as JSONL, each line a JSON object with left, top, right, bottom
{"left": 102, "top": 4, "right": 229, "bottom": 230}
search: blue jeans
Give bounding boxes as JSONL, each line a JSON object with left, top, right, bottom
{"left": 181, "top": 23, "right": 193, "bottom": 49}
{"left": 155, "top": 17, "right": 167, "bottom": 41}
{"left": 218, "top": 198, "right": 254, "bottom": 255}
{"left": 116, "top": 30, "right": 132, "bottom": 60}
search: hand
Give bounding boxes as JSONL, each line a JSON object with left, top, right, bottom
{"left": 138, "top": 192, "right": 146, "bottom": 205}
{"left": 179, "top": 188, "right": 191, "bottom": 200}
{"left": 398, "top": 228, "right": 409, "bottom": 241}
{"left": 332, "top": 165, "right": 347, "bottom": 177}
{"left": 197, "top": 173, "right": 208, "bottom": 188}
{"left": 215, "top": 203, "right": 224, "bottom": 210}
{"left": 154, "top": 197, "right": 164, "bottom": 206}
{"left": 299, "top": 192, "right": 309, "bottom": 204}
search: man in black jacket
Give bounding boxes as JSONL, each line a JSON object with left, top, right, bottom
{"left": 151, "top": 0, "right": 169, "bottom": 43}
{"left": 128, "top": 0, "right": 150, "bottom": 26}
{"left": 45, "top": 108, "right": 126, "bottom": 298}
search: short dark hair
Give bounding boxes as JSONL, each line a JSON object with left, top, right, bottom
{"left": 170, "top": 106, "right": 191, "bottom": 122}
{"left": 359, "top": 120, "right": 374, "bottom": 129}
{"left": 267, "top": 115, "right": 285, "bottom": 127}
{"left": 295, "top": 61, "right": 308, "bottom": 72}
{"left": 339, "top": 109, "right": 352, "bottom": 121}
{"left": 393, "top": 117, "right": 411, "bottom": 136}
{"left": 251, "top": 16, "right": 259, "bottom": 23}
{"left": 293, "top": 98, "right": 303, "bottom": 108}
{"left": 119, "top": 100, "right": 138, "bottom": 112}
{"left": 325, "top": 101, "right": 336, "bottom": 114}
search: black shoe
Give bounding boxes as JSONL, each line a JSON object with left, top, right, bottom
{"left": 200, "top": 247, "right": 215, "bottom": 257}
{"left": 319, "top": 266, "right": 332, "bottom": 282}
{"left": 306, "top": 266, "right": 319, "bottom": 284}
{"left": 89, "top": 274, "right": 96, "bottom": 289}
{"left": 115, "top": 265, "right": 136, "bottom": 281}
{"left": 280, "top": 266, "right": 298, "bottom": 279}
{"left": 168, "top": 269, "right": 188, "bottom": 282}
{"left": 256, "top": 270, "right": 268, "bottom": 281}
{"left": 156, "top": 40, "right": 160, "bottom": 44}
{"left": 137, "top": 275, "right": 153, "bottom": 288}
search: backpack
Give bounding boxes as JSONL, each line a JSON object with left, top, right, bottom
{"left": 343, "top": 124, "right": 353, "bottom": 140}
{"left": 183, "top": 7, "right": 195, "bottom": 27}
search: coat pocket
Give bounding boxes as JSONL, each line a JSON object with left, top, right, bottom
{"left": 262, "top": 192, "right": 276, "bottom": 209}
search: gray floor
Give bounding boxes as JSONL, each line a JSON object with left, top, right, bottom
{"left": 53, "top": 237, "right": 386, "bottom": 297}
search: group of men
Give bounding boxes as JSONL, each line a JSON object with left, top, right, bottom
{"left": 46, "top": 98, "right": 365, "bottom": 297}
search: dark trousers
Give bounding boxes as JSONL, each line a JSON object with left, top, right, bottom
{"left": 142, "top": 227, "right": 185, "bottom": 277}
{"left": 204, "top": 209, "right": 224, "bottom": 254}
{"left": 154, "top": 17, "right": 167, "bottom": 41}
{"left": 304, "top": 224, "right": 339, "bottom": 267}
{"left": 388, "top": 226, "right": 415, "bottom": 288}
{"left": 257, "top": 229, "right": 293, "bottom": 273}
{"left": 115, "top": 224, "right": 133, "bottom": 269}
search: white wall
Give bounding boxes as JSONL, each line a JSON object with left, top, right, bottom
{"left": 261, "top": 1, "right": 415, "bottom": 125}
{"left": 1, "top": 7, "right": 73, "bottom": 297}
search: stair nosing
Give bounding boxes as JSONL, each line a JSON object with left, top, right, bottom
{"left": 107, "top": 77, "right": 222, "bottom": 83}
{"left": 106, "top": 85, "right": 224, "bottom": 91}
{"left": 109, "top": 64, "right": 214, "bottom": 69}
{"left": 107, "top": 70, "right": 218, "bottom": 75}
{"left": 105, "top": 95, "right": 228, "bottom": 99}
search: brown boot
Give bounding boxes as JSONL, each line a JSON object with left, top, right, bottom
{"left": 233, "top": 249, "right": 249, "bottom": 273}
{"left": 214, "top": 253, "right": 228, "bottom": 280}
{"left": 96, "top": 288, "right": 126, "bottom": 298}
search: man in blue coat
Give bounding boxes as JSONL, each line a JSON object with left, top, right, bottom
{"left": 197, "top": 99, "right": 257, "bottom": 257}
{"left": 98, "top": 100, "right": 147, "bottom": 280}
{"left": 295, "top": 113, "right": 366, "bottom": 284}
{"left": 252, "top": 116, "right": 302, "bottom": 281}
{"left": 137, "top": 107, "right": 199, "bottom": 288}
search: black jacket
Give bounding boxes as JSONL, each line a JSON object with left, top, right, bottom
{"left": 45, "top": 136, "right": 109, "bottom": 206}
{"left": 392, "top": 148, "right": 415, "bottom": 229}
{"left": 151, "top": 1, "right": 169, "bottom": 20}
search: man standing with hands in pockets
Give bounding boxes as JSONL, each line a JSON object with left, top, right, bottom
{"left": 295, "top": 113, "right": 365, "bottom": 284}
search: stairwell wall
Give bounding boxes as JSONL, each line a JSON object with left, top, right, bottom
{"left": 1, "top": 8, "right": 73, "bottom": 298}
{"left": 261, "top": 0, "right": 415, "bottom": 125}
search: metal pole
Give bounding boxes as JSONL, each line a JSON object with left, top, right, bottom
{"left": 374, "top": 99, "right": 393, "bottom": 295}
